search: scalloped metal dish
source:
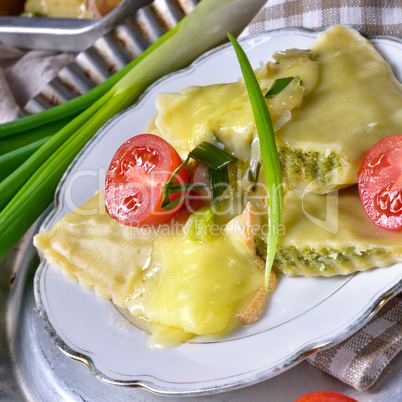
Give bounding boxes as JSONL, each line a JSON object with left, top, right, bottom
{"left": 33, "top": 27, "right": 402, "bottom": 396}
{"left": 17, "top": 0, "right": 200, "bottom": 115}
{"left": 0, "top": 0, "right": 184, "bottom": 52}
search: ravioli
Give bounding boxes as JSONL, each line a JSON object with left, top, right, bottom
{"left": 34, "top": 191, "right": 154, "bottom": 308}
{"left": 34, "top": 25, "right": 402, "bottom": 346}
{"left": 149, "top": 25, "right": 402, "bottom": 193}
{"left": 149, "top": 52, "right": 311, "bottom": 161}
{"left": 272, "top": 186, "right": 402, "bottom": 277}
{"left": 34, "top": 192, "right": 264, "bottom": 346}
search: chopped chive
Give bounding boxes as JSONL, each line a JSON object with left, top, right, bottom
{"left": 165, "top": 182, "right": 205, "bottom": 195}
{"left": 209, "top": 166, "right": 230, "bottom": 200}
{"left": 161, "top": 140, "right": 237, "bottom": 210}
{"left": 228, "top": 33, "right": 283, "bottom": 290}
{"left": 248, "top": 161, "right": 261, "bottom": 184}
{"left": 189, "top": 141, "right": 237, "bottom": 170}
{"left": 265, "top": 77, "right": 295, "bottom": 98}
{"left": 161, "top": 156, "right": 190, "bottom": 209}
{"left": 184, "top": 205, "right": 215, "bottom": 243}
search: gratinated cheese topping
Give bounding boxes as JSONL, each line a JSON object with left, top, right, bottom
{"left": 274, "top": 186, "right": 402, "bottom": 276}
{"left": 149, "top": 25, "right": 402, "bottom": 193}
{"left": 34, "top": 192, "right": 263, "bottom": 347}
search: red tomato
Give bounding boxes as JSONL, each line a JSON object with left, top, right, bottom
{"left": 105, "top": 134, "right": 188, "bottom": 226}
{"left": 294, "top": 391, "right": 357, "bottom": 402}
{"left": 357, "top": 135, "right": 402, "bottom": 230}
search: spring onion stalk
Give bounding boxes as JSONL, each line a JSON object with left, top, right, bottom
{"left": 228, "top": 33, "right": 283, "bottom": 290}
{"left": 0, "top": 0, "right": 256, "bottom": 260}
{"left": 0, "top": 37, "right": 166, "bottom": 140}
{"left": 0, "top": 137, "right": 49, "bottom": 182}
{"left": 0, "top": 115, "right": 76, "bottom": 155}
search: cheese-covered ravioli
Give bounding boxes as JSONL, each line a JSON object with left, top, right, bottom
{"left": 150, "top": 53, "right": 313, "bottom": 161}
{"left": 126, "top": 229, "right": 264, "bottom": 340}
{"left": 34, "top": 191, "right": 154, "bottom": 308}
{"left": 272, "top": 186, "right": 402, "bottom": 277}
{"left": 150, "top": 25, "right": 402, "bottom": 193}
{"left": 34, "top": 193, "right": 263, "bottom": 346}
{"left": 276, "top": 25, "right": 402, "bottom": 192}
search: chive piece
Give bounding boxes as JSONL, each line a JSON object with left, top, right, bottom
{"left": 228, "top": 33, "right": 284, "bottom": 290}
{"left": 165, "top": 182, "right": 205, "bottom": 195}
{"left": 209, "top": 166, "right": 230, "bottom": 201}
{"left": 265, "top": 77, "right": 295, "bottom": 98}
{"left": 248, "top": 161, "right": 261, "bottom": 184}
{"left": 160, "top": 155, "right": 205, "bottom": 210}
{"left": 161, "top": 156, "right": 190, "bottom": 209}
{"left": 161, "top": 140, "right": 236, "bottom": 210}
{"left": 184, "top": 205, "right": 215, "bottom": 243}
{"left": 189, "top": 141, "right": 237, "bottom": 170}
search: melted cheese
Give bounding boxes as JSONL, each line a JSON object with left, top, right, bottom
{"left": 34, "top": 26, "right": 402, "bottom": 346}
{"left": 150, "top": 55, "right": 311, "bottom": 161}
{"left": 127, "top": 231, "right": 263, "bottom": 337}
{"left": 34, "top": 193, "right": 263, "bottom": 346}
{"left": 150, "top": 25, "right": 402, "bottom": 193}
{"left": 276, "top": 25, "right": 402, "bottom": 191}
{"left": 276, "top": 186, "right": 402, "bottom": 276}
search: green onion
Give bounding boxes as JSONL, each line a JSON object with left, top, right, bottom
{"left": 265, "top": 77, "right": 295, "bottom": 98}
{"left": 189, "top": 141, "right": 237, "bottom": 170}
{"left": 188, "top": 141, "right": 236, "bottom": 202}
{"left": 0, "top": 137, "right": 49, "bottom": 182}
{"left": 228, "top": 33, "right": 283, "bottom": 290}
{"left": 0, "top": 0, "right": 246, "bottom": 260}
{"left": 161, "top": 156, "right": 205, "bottom": 211}
{"left": 0, "top": 115, "right": 75, "bottom": 155}
{"left": 184, "top": 206, "right": 215, "bottom": 243}
{"left": 209, "top": 167, "right": 230, "bottom": 201}
{"left": 162, "top": 141, "right": 237, "bottom": 209}
{"left": 0, "top": 40, "right": 155, "bottom": 141}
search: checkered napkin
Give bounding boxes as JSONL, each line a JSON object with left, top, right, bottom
{"left": 240, "top": 0, "right": 402, "bottom": 391}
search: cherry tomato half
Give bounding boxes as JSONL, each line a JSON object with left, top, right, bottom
{"left": 294, "top": 391, "right": 357, "bottom": 402}
{"left": 105, "top": 134, "right": 188, "bottom": 226}
{"left": 358, "top": 134, "right": 402, "bottom": 230}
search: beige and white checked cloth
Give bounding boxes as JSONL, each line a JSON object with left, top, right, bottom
{"left": 240, "top": 0, "right": 402, "bottom": 391}
{"left": 0, "top": 0, "right": 401, "bottom": 392}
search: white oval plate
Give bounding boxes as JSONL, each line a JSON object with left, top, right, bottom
{"left": 34, "top": 28, "right": 402, "bottom": 396}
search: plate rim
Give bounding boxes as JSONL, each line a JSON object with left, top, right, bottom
{"left": 34, "top": 26, "right": 402, "bottom": 396}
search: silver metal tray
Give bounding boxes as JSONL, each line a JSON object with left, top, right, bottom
{"left": 0, "top": 0, "right": 155, "bottom": 52}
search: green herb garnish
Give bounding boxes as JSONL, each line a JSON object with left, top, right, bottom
{"left": 228, "top": 33, "right": 284, "bottom": 290}
{"left": 189, "top": 141, "right": 237, "bottom": 170}
{"left": 209, "top": 167, "right": 230, "bottom": 200}
{"left": 161, "top": 141, "right": 237, "bottom": 210}
{"left": 265, "top": 77, "right": 295, "bottom": 98}
{"left": 161, "top": 156, "right": 205, "bottom": 210}
{"left": 183, "top": 205, "right": 215, "bottom": 243}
